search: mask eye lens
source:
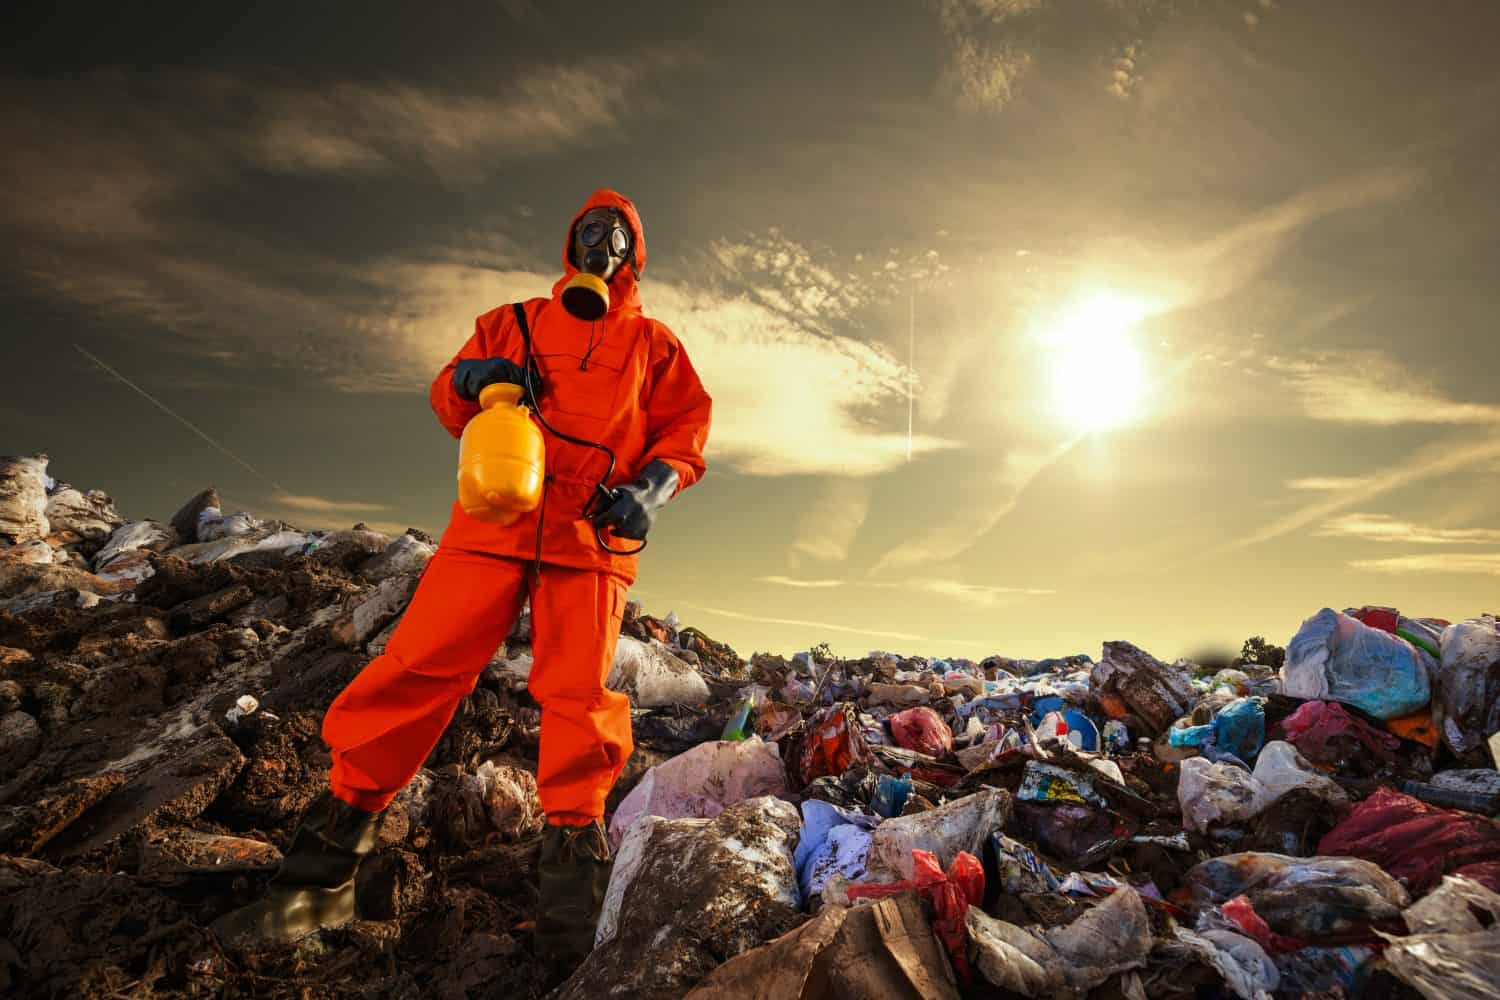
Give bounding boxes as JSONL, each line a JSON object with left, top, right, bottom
{"left": 610, "top": 227, "right": 630, "bottom": 257}
{"left": 579, "top": 221, "right": 605, "bottom": 247}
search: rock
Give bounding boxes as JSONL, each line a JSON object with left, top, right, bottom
{"left": 0, "top": 771, "right": 129, "bottom": 855}
{"left": 0, "top": 455, "right": 50, "bottom": 542}
{"left": 0, "top": 539, "right": 53, "bottom": 565}
{"left": 43, "top": 486, "right": 125, "bottom": 542}
{"left": 168, "top": 584, "right": 254, "bottom": 631}
{"left": 0, "top": 710, "right": 43, "bottom": 779}
{"left": 356, "top": 531, "right": 436, "bottom": 581}
{"left": 43, "top": 723, "right": 247, "bottom": 860}
{"left": 135, "top": 828, "right": 283, "bottom": 879}
{"left": 169, "top": 487, "right": 220, "bottom": 544}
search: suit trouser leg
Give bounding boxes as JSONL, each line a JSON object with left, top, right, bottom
{"left": 527, "top": 564, "right": 634, "bottom": 826}
{"left": 322, "top": 546, "right": 528, "bottom": 812}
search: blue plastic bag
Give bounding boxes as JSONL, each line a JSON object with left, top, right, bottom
{"left": 1283, "top": 609, "right": 1432, "bottom": 720}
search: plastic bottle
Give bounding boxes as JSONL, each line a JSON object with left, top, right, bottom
{"left": 721, "top": 689, "right": 757, "bottom": 741}
{"left": 457, "top": 383, "right": 545, "bottom": 524}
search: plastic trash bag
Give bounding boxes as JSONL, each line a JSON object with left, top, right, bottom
{"left": 1402, "top": 875, "right": 1500, "bottom": 935}
{"left": 1318, "top": 786, "right": 1500, "bottom": 894}
{"left": 872, "top": 773, "right": 913, "bottom": 818}
{"left": 793, "top": 799, "right": 876, "bottom": 904}
{"left": 1168, "top": 926, "right": 1279, "bottom": 1000}
{"left": 1276, "top": 699, "right": 1400, "bottom": 767}
{"left": 967, "top": 885, "right": 1152, "bottom": 995}
{"left": 608, "top": 736, "right": 790, "bottom": 849}
{"left": 1379, "top": 879, "right": 1500, "bottom": 1000}
{"left": 1435, "top": 617, "right": 1500, "bottom": 755}
{"left": 1179, "top": 757, "right": 1262, "bottom": 832}
{"left": 1282, "top": 608, "right": 1432, "bottom": 720}
{"left": 607, "top": 635, "right": 711, "bottom": 708}
{"left": 797, "top": 703, "right": 874, "bottom": 784}
{"left": 848, "top": 849, "right": 983, "bottom": 980}
{"left": 1170, "top": 698, "right": 1266, "bottom": 762}
{"left": 887, "top": 706, "right": 953, "bottom": 757}
{"left": 1185, "top": 852, "right": 1409, "bottom": 940}
{"left": 1250, "top": 741, "right": 1347, "bottom": 810}
{"left": 865, "top": 786, "right": 1010, "bottom": 882}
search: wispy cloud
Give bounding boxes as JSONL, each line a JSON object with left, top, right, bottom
{"left": 1286, "top": 476, "right": 1371, "bottom": 492}
{"left": 1318, "top": 513, "right": 1500, "bottom": 546}
{"left": 271, "top": 493, "right": 392, "bottom": 514}
{"left": 686, "top": 604, "right": 936, "bottom": 643}
{"left": 755, "top": 575, "right": 846, "bottom": 589}
{"left": 872, "top": 577, "right": 1056, "bottom": 608}
{"left": 791, "top": 480, "right": 871, "bottom": 562}
{"left": 1353, "top": 554, "right": 1500, "bottom": 577}
{"left": 1268, "top": 352, "right": 1500, "bottom": 426}
{"left": 1216, "top": 433, "right": 1500, "bottom": 555}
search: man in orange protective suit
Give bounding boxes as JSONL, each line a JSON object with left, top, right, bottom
{"left": 212, "top": 190, "right": 713, "bottom": 974}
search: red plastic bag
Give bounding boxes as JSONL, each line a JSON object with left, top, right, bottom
{"left": 1318, "top": 787, "right": 1500, "bottom": 894}
{"left": 1277, "top": 700, "right": 1400, "bottom": 766}
{"left": 888, "top": 707, "right": 954, "bottom": 757}
{"left": 848, "top": 849, "right": 984, "bottom": 980}
{"left": 1223, "top": 895, "right": 1306, "bottom": 954}
{"left": 798, "top": 703, "right": 872, "bottom": 784}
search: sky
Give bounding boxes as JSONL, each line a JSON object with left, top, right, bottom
{"left": 3, "top": 0, "right": 1498, "bottom": 662}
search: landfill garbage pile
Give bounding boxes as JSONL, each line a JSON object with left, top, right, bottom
{"left": 3, "top": 452, "right": 1500, "bottom": 999}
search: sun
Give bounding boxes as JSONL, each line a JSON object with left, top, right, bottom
{"left": 1046, "top": 293, "right": 1149, "bottom": 433}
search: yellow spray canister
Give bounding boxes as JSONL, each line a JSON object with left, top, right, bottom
{"left": 456, "top": 382, "right": 544, "bottom": 524}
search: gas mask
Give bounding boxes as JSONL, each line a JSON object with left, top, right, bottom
{"left": 561, "top": 208, "right": 634, "bottom": 321}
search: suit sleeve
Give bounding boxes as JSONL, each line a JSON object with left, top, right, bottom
{"left": 429, "top": 306, "right": 518, "bottom": 439}
{"left": 642, "top": 329, "right": 713, "bottom": 495}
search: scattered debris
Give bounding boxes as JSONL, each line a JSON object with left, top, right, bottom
{"left": 3, "top": 454, "right": 1500, "bottom": 999}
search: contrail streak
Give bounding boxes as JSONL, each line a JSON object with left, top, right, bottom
{"left": 73, "top": 344, "right": 288, "bottom": 493}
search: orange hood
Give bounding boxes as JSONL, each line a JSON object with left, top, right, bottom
{"left": 551, "top": 188, "right": 646, "bottom": 315}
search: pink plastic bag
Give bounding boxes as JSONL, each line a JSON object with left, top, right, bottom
{"left": 888, "top": 707, "right": 954, "bottom": 757}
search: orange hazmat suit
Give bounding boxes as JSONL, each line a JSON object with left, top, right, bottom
{"left": 323, "top": 190, "right": 712, "bottom": 825}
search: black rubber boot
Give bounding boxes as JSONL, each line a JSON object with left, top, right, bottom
{"left": 535, "top": 820, "right": 612, "bottom": 978}
{"left": 210, "top": 789, "right": 383, "bottom": 945}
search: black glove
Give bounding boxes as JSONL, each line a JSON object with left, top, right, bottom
{"left": 452, "top": 357, "right": 538, "bottom": 402}
{"left": 591, "top": 460, "right": 680, "bottom": 540}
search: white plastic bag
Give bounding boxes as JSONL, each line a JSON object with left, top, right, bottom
{"left": 1178, "top": 757, "right": 1262, "bottom": 833}
{"left": 608, "top": 736, "right": 789, "bottom": 849}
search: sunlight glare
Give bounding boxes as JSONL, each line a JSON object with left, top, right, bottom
{"left": 1048, "top": 293, "right": 1149, "bottom": 433}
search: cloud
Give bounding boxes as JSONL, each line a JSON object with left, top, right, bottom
{"left": 684, "top": 604, "right": 936, "bottom": 643}
{"left": 1267, "top": 352, "right": 1500, "bottom": 426}
{"left": 1318, "top": 513, "right": 1500, "bottom": 546}
{"left": 1352, "top": 554, "right": 1500, "bottom": 577}
{"left": 1215, "top": 433, "right": 1500, "bottom": 555}
{"left": 1286, "top": 476, "right": 1371, "bottom": 492}
{"left": 791, "top": 480, "right": 871, "bottom": 562}
{"left": 931, "top": 0, "right": 1044, "bottom": 112}
{"left": 871, "top": 577, "right": 1056, "bottom": 608}
{"left": 756, "top": 575, "right": 846, "bottom": 589}
{"left": 646, "top": 281, "right": 960, "bottom": 476}
{"left": 755, "top": 574, "right": 1055, "bottom": 608}
{"left": 270, "top": 493, "right": 392, "bottom": 514}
